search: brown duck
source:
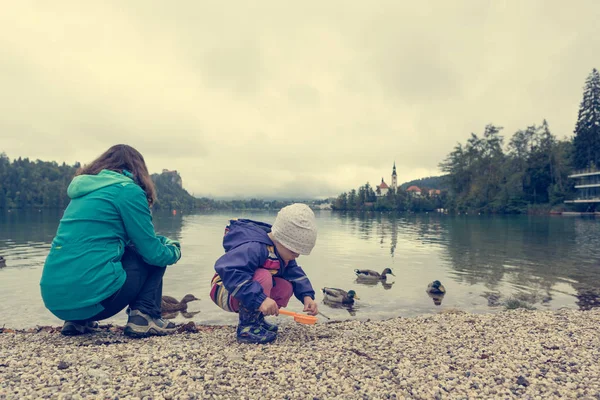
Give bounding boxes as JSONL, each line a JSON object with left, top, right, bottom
{"left": 161, "top": 294, "right": 199, "bottom": 315}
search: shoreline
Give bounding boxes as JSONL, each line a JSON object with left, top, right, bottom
{"left": 2, "top": 308, "right": 600, "bottom": 399}
{"left": 0, "top": 306, "right": 564, "bottom": 335}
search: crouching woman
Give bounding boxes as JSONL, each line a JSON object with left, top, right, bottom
{"left": 40, "top": 144, "right": 182, "bottom": 338}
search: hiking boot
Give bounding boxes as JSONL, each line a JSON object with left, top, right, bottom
{"left": 124, "top": 310, "right": 177, "bottom": 338}
{"left": 258, "top": 312, "right": 279, "bottom": 332}
{"left": 236, "top": 304, "right": 277, "bottom": 344}
{"left": 61, "top": 320, "right": 99, "bottom": 336}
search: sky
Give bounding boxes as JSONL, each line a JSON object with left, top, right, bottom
{"left": 1, "top": 1, "right": 599, "bottom": 199}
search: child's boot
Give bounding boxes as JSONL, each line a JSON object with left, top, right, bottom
{"left": 236, "top": 304, "right": 277, "bottom": 344}
{"left": 257, "top": 313, "right": 279, "bottom": 332}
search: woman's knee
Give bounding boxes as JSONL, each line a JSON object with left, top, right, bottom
{"left": 121, "top": 246, "right": 146, "bottom": 270}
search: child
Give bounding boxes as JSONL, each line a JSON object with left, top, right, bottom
{"left": 210, "top": 203, "right": 318, "bottom": 344}
{"left": 40, "top": 144, "right": 182, "bottom": 338}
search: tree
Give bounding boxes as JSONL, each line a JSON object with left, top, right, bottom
{"left": 332, "top": 192, "right": 348, "bottom": 210}
{"left": 439, "top": 121, "right": 575, "bottom": 213}
{"left": 573, "top": 68, "right": 600, "bottom": 170}
{"left": 347, "top": 189, "right": 358, "bottom": 209}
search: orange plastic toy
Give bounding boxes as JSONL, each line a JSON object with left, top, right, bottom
{"left": 278, "top": 309, "right": 317, "bottom": 325}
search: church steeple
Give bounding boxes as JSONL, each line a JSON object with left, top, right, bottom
{"left": 391, "top": 161, "right": 397, "bottom": 189}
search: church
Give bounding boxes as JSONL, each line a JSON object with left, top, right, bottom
{"left": 376, "top": 162, "right": 398, "bottom": 197}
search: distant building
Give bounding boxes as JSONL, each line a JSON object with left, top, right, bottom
{"left": 407, "top": 186, "right": 422, "bottom": 196}
{"left": 564, "top": 167, "right": 600, "bottom": 206}
{"left": 376, "top": 178, "right": 390, "bottom": 197}
{"left": 376, "top": 162, "right": 398, "bottom": 197}
{"left": 374, "top": 163, "right": 444, "bottom": 199}
{"left": 161, "top": 169, "right": 182, "bottom": 188}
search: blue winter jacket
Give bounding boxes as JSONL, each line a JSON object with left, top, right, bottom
{"left": 214, "top": 219, "right": 315, "bottom": 310}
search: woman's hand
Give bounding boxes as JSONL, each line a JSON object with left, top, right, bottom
{"left": 169, "top": 244, "right": 181, "bottom": 261}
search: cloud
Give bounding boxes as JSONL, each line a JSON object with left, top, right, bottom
{"left": 1, "top": 0, "right": 599, "bottom": 198}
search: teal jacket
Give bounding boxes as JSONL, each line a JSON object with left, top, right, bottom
{"left": 40, "top": 169, "right": 181, "bottom": 321}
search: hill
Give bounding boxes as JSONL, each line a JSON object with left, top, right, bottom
{"left": 151, "top": 170, "right": 197, "bottom": 211}
{"left": 0, "top": 153, "right": 198, "bottom": 211}
{"left": 0, "top": 153, "right": 329, "bottom": 211}
{"left": 400, "top": 175, "right": 449, "bottom": 190}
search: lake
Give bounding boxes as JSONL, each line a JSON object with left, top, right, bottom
{"left": 1, "top": 210, "right": 599, "bottom": 329}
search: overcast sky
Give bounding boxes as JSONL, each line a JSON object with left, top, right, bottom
{"left": 1, "top": 1, "right": 599, "bottom": 199}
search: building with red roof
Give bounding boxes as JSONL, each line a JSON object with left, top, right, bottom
{"left": 375, "top": 163, "right": 399, "bottom": 197}
{"left": 376, "top": 178, "right": 390, "bottom": 197}
{"left": 407, "top": 185, "right": 422, "bottom": 196}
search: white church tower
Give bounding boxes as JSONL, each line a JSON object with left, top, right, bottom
{"left": 391, "top": 161, "right": 397, "bottom": 190}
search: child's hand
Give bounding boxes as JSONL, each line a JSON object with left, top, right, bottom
{"left": 303, "top": 296, "right": 318, "bottom": 316}
{"left": 259, "top": 298, "right": 279, "bottom": 316}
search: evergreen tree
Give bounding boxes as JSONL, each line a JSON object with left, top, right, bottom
{"left": 347, "top": 189, "right": 358, "bottom": 209}
{"left": 573, "top": 68, "right": 600, "bottom": 170}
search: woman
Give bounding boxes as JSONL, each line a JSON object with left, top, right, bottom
{"left": 40, "top": 144, "right": 182, "bottom": 338}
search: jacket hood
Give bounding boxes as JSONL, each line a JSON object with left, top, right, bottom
{"left": 223, "top": 219, "right": 274, "bottom": 251}
{"left": 67, "top": 169, "right": 134, "bottom": 199}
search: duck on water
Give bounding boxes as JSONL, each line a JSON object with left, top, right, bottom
{"left": 354, "top": 268, "right": 395, "bottom": 281}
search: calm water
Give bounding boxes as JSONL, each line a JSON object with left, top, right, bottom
{"left": 1, "top": 210, "right": 599, "bottom": 328}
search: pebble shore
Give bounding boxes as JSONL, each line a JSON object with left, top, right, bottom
{"left": 1, "top": 309, "right": 599, "bottom": 399}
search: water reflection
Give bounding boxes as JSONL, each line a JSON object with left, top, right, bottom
{"left": 0, "top": 209, "right": 63, "bottom": 245}
{"left": 1, "top": 209, "right": 599, "bottom": 328}
{"left": 427, "top": 292, "right": 445, "bottom": 306}
{"left": 573, "top": 283, "right": 600, "bottom": 310}
{"left": 440, "top": 215, "right": 600, "bottom": 310}
{"left": 322, "top": 299, "right": 358, "bottom": 317}
{"left": 162, "top": 310, "right": 202, "bottom": 320}
{"left": 331, "top": 211, "right": 600, "bottom": 313}
{"left": 354, "top": 278, "right": 395, "bottom": 290}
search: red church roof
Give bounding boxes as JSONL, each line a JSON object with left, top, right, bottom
{"left": 407, "top": 186, "right": 421, "bottom": 192}
{"left": 378, "top": 178, "right": 389, "bottom": 189}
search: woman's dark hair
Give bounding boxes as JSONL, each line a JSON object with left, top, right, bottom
{"left": 76, "top": 144, "right": 157, "bottom": 206}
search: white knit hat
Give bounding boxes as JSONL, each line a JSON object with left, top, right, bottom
{"left": 271, "top": 203, "right": 318, "bottom": 255}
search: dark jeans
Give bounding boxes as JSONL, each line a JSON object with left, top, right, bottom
{"left": 83, "top": 247, "right": 166, "bottom": 322}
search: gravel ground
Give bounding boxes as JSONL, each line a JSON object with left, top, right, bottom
{"left": 1, "top": 309, "right": 599, "bottom": 399}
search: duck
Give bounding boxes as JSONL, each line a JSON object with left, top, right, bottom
{"left": 354, "top": 268, "right": 395, "bottom": 281}
{"left": 0, "top": 256, "right": 5, "bottom": 268}
{"left": 426, "top": 280, "right": 446, "bottom": 295}
{"left": 161, "top": 294, "right": 199, "bottom": 315}
{"left": 321, "top": 288, "right": 359, "bottom": 304}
